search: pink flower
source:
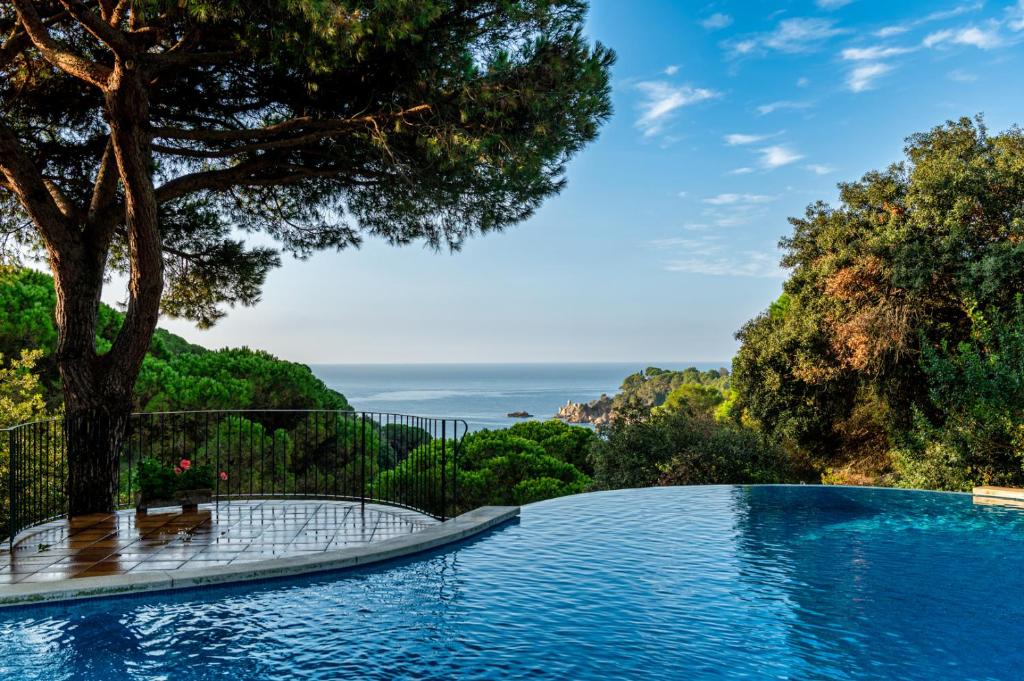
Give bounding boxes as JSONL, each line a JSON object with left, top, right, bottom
{"left": 174, "top": 466, "right": 183, "bottom": 475}
{"left": 179, "top": 459, "right": 191, "bottom": 471}
{"left": 219, "top": 471, "right": 229, "bottom": 481}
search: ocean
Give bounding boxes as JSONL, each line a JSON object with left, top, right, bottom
{"left": 310, "top": 362, "right": 729, "bottom": 432}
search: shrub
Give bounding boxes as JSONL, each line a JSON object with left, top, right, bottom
{"left": 138, "top": 458, "right": 218, "bottom": 501}
{"left": 504, "top": 419, "right": 598, "bottom": 474}
{"left": 591, "top": 410, "right": 802, "bottom": 490}
{"left": 370, "top": 426, "right": 593, "bottom": 515}
{"left": 381, "top": 423, "right": 433, "bottom": 460}
{"left": 658, "top": 418, "right": 797, "bottom": 486}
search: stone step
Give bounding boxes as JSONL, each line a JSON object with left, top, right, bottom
{"left": 973, "top": 486, "right": 1024, "bottom": 502}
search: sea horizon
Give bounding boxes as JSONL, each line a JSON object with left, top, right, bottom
{"left": 308, "top": 360, "right": 732, "bottom": 366}
{"left": 310, "top": 361, "right": 729, "bottom": 431}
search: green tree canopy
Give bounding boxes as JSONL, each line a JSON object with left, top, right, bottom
{"left": 733, "top": 117, "right": 1024, "bottom": 486}
{"left": 0, "top": 1, "right": 612, "bottom": 514}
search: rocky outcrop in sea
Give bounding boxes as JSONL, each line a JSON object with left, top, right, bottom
{"left": 554, "top": 393, "right": 614, "bottom": 426}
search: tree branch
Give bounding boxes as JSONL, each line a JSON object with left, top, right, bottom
{"left": 149, "top": 104, "right": 432, "bottom": 145}
{"left": 154, "top": 160, "right": 381, "bottom": 203}
{"left": 11, "top": 0, "right": 112, "bottom": 87}
{"left": 154, "top": 159, "right": 275, "bottom": 203}
{"left": 88, "top": 138, "right": 118, "bottom": 219}
{"left": 0, "top": 119, "right": 75, "bottom": 250}
{"left": 144, "top": 49, "right": 237, "bottom": 70}
{"left": 151, "top": 127, "right": 370, "bottom": 158}
{"left": 0, "top": 30, "right": 30, "bottom": 70}
{"left": 85, "top": 138, "right": 120, "bottom": 247}
{"left": 43, "top": 178, "right": 76, "bottom": 220}
{"left": 108, "top": 0, "right": 129, "bottom": 27}
{"left": 58, "top": 0, "right": 133, "bottom": 56}
{"left": 103, "top": 65, "right": 165, "bottom": 388}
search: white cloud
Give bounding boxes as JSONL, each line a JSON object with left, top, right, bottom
{"left": 728, "top": 167, "right": 755, "bottom": 175}
{"left": 664, "top": 64, "right": 680, "bottom": 75}
{"left": 763, "top": 18, "right": 845, "bottom": 52}
{"left": 875, "top": 2, "right": 985, "bottom": 38}
{"left": 703, "top": 193, "right": 777, "bottom": 205}
{"left": 650, "top": 237, "right": 718, "bottom": 252}
{"left": 731, "top": 39, "right": 758, "bottom": 54}
{"left": 726, "top": 18, "right": 845, "bottom": 57}
{"left": 874, "top": 25, "right": 910, "bottom": 37}
{"left": 724, "top": 133, "right": 771, "bottom": 146}
{"left": 928, "top": 2, "right": 986, "bottom": 21}
{"left": 634, "top": 81, "right": 720, "bottom": 138}
{"left": 841, "top": 45, "right": 915, "bottom": 60}
{"left": 806, "top": 164, "right": 836, "bottom": 175}
{"left": 652, "top": 236, "right": 783, "bottom": 277}
{"left": 955, "top": 26, "right": 1003, "bottom": 48}
{"left": 664, "top": 251, "right": 785, "bottom": 278}
{"left": 759, "top": 145, "right": 804, "bottom": 169}
{"left": 924, "top": 25, "right": 1003, "bottom": 50}
{"left": 1010, "top": 0, "right": 1024, "bottom": 31}
{"left": 948, "top": 68, "right": 978, "bottom": 82}
{"left": 701, "top": 13, "right": 733, "bottom": 30}
{"left": 817, "top": 0, "right": 854, "bottom": 8}
{"left": 757, "top": 100, "right": 812, "bottom": 115}
{"left": 702, "top": 202, "right": 775, "bottom": 228}
{"left": 847, "top": 62, "right": 893, "bottom": 92}
{"left": 924, "top": 29, "right": 954, "bottom": 47}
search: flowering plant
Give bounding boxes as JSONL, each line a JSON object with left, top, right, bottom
{"left": 138, "top": 458, "right": 226, "bottom": 502}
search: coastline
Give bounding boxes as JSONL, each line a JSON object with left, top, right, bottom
{"left": 309, "top": 362, "right": 728, "bottom": 432}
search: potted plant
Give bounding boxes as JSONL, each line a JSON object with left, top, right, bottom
{"left": 137, "top": 458, "right": 227, "bottom": 514}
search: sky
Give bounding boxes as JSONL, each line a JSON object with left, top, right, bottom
{"left": 116, "top": 0, "right": 1024, "bottom": 364}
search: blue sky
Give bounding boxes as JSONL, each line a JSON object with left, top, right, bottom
{"left": 139, "top": 0, "right": 1024, "bottom": 364}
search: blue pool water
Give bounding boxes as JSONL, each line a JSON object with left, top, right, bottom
{"left": 2, "top": 485, "right": 1024, "bottom": 680}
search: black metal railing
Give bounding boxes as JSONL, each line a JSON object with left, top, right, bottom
{"left": 3, "top": 410, "right": 466, "bottom": 548}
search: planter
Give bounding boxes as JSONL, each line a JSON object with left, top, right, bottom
{"left": 136, "top": 489, "right": 213, "bottom": 515}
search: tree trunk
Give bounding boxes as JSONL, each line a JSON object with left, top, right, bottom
{"left": 54, "top": 62, "right": 165, "bottom": 517}
{"left": 53, "top": 253, "right": 136, "bottom": 517}
{"left": 64, "top": 402, "right": 131, "bottom": 517}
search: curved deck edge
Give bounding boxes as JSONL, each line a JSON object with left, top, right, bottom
{"left": 0, "top": 506, "right": 519, "bottom": 610}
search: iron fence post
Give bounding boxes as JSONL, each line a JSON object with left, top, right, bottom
{"left": 7, "top": 428, "right": 14, "bottom": 549}
{"left": 453, "top": 422, "right": 462, "bottom": 519}
{"left": 213, "top": 413, "right": 221, "bottom": 511}
{"left": 360, "top": 412, "right": 367, "bottom": 512}
{"left": 440, "top": 421, "right": 447, "bottom": 521}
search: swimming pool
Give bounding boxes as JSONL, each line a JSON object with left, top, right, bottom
{"left": 2, "top": 485, "right": 1023, "bottom": 680}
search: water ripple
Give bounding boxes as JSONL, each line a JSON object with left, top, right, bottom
{"left": 2, "top": 485, "right": 1023, "bottom": 680}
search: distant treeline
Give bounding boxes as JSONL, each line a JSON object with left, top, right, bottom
{"left": 0, "top": 266, "right": 349, "bottom": 416}
{"left": 575, "top": 118, "right": 1024, "bottom": 494}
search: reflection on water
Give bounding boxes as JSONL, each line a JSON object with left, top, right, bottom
{"left": 2, "top": 486, "right": 1023, "bottom": 680}
{"left": 731, "top": 486, "right": 1024, "bottom": 680}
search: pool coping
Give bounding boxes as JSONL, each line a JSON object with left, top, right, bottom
{"left": 0, "top": 505, "right": 519, "bottom": 609}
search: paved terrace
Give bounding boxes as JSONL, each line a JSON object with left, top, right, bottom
{"left": 0, "top": 500, "right": 438, "bottom": 585}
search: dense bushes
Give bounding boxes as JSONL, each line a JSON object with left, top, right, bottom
{"left": 731, "top": 117, "right": 1024, "bottom": 489}
{"left": 891, "top": 299, "right": 1024, "bottom": 489}
{"left": 590, "top": 408, "right": 801, "bottom": 491}
{"left": 0, "top": 267, "right": 349, "bottom": 416}
{"left": 134, "top": 348, "right": 349, "bottom": 413}
{"left": 0, "top": 349, "right": 55, "bottom": 537}
{"left": 612, "top": 366, "right": 729, "bottom": 414}
{"left": 371, "top": 420, "right": 596, "bottom": 515}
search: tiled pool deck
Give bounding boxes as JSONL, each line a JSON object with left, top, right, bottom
{"left": 0, "top": 501, "right": 437, "bottom": 585}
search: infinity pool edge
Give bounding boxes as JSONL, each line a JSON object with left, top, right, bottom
{"left": 0, "top": 506, "right": 520, "bottom": 610}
